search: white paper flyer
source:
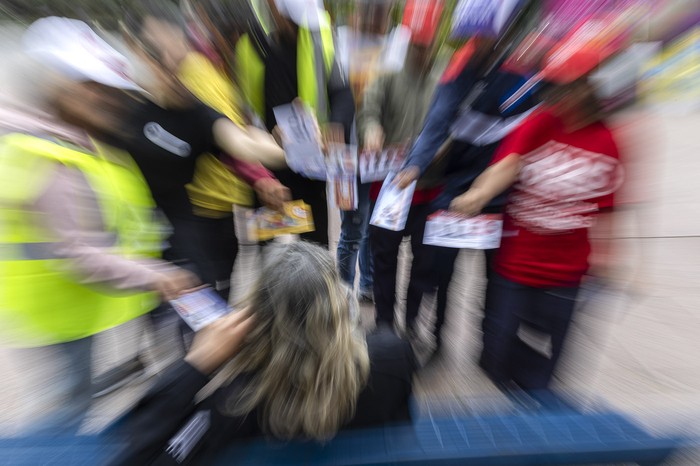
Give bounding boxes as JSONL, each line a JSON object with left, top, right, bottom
{"left": 369, "top": 171, "right": 416, "bottom": 231}
{"left": 423, "top": 211, "right": 503, "bottom": 249}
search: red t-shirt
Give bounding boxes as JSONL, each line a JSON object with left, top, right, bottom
{"left": 491, "top": 110, "right": 623, "bottom": 288}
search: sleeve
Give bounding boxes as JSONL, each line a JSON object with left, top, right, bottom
{"left": 402, "top": 63, "right": 479, "bottom": 175}
{"left": 327, "top": 56, "right": 356, "bottom": 143}
{"left": 490, "top": 111, "right": 553, "bottom": 165}
{"left": 34, "top": 165, "right": 174, "bottom": 291}
{"left": 220, "top": 156, "right": 275, "bottom": 186}
{"left": 201, "top": 105, "right": 229, "bottom": 153}
{"left": 357, "top": 74, "right": 388, "bottom": 145}
{"left": 108, "top": 361, "right": 210, "bottom": 465}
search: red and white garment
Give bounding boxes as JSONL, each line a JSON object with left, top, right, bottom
{"left": 491, "top": 110, "right": 623, "bottom": 287}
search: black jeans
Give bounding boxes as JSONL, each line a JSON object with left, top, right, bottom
{"left": 480, "top": 271, "right": 579, "bottom": 390}
{"left": 434, "top": 247, "right": 497, "bottom": 336}
{"left": 370, "top": 203, "right": 436, "bottom": 327}
{"left": 165, "top": 212, "right": 238, "bottom": 301}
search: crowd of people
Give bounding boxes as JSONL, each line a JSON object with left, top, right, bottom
{"left": 0, "top": 0, "right": 645, "bottom": 463}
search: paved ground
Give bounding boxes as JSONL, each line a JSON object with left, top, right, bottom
{"left": 0, "top": 22, "right": 698, "bottom": 458}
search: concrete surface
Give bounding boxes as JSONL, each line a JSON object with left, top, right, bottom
{"left": 0, "top": 20, "right": 698, "bottom": 458}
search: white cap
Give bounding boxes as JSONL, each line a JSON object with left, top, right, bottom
{"left": 23, "top": 17, "right": 141, "bottom": 92}
{"left": 274, "top": 0, "right": 329, "bottom": 31}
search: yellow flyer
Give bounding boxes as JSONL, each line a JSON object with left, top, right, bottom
{"left": 255, "top": 200, "right": 315, "bottom": 241}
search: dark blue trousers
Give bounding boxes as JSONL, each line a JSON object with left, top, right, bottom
{"left": 480, "top": 272, "right": 579, "bottom": 390}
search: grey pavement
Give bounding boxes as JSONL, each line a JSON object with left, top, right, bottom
{"left": 0, "top": 21, "right": 698, "bottom": 457}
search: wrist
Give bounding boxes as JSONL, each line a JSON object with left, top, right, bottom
{"left": 184, "top": 352, "right": 216, "bottom": 376}
{"left": 471, "top": 186, "right": 489, "bottom": 207}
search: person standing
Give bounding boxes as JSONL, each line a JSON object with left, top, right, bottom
{"left": 334, "top": 0, "right": 399, "bottom": 303}
{"left": 362, "top": 0, "right": 444, "bottom": 334}
{"left": 236, "top": 0, "right": 356, "bottom": 247}
{"left": 393, "top": 3, "right": 540, "bottom": 351}
{"left": 117, "top": 1, "right": 287, "bottom": 299}
{"left": 450, "top": 76, "right": 623, "bottom": 391}
{"left": 0, "top": 18, "right": 198, "bottom": 434}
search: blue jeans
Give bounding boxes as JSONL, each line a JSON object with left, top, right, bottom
{"left": 16, "top": 336, "right": 94, "bottom": 435}
{"left": 337, "top": 181, "right": 373, "bottom": 293}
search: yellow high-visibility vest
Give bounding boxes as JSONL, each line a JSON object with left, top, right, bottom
{"left": 0, "top": 133, "right": 163, "bottom": 347}
{"left": 235, "top": 13, "right": 336, "bottom": 122}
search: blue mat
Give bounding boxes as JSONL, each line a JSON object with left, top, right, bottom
{"left": 0, "top": 402, "right": 681, "bottom": 465}
{"left": 214, "top": 410, "right": 679, "bottom": 465}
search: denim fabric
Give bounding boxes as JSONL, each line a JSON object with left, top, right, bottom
{"left": 17, "top": 336, "right": 94, "bottom": 435}
{"left": 337, "top": 181, "right": 373, "bottom": 293}
{"left": 480, "top": 272, "right": 579, "bottom": 390}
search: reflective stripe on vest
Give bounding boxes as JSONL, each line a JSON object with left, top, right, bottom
{"left": 236, "top": 14, "right": 335, "bottom": 122}
{"left": 0, "top": 237, "right": 117, "bottom": 261}
{"left": 0, "top": 133, "right": 162, "bottom": 347}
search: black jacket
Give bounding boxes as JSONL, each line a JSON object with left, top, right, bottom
{"left": 108, "top": 326, "right": 416, "bottom": 465}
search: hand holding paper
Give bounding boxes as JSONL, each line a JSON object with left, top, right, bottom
{"left": 370, "top": 171, "right": 416, "bottom": 231}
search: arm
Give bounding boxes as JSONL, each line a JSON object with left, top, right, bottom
{"left": 393, "top": 64, "right": 480, "bottom": 189}
{"left": 401, "top": 65, "right": 478, "bottom": 175}
{"left": 221, "top": 156, "right": 275, "bottom": 186}
{"left": 36, "top": 165, "right": 196, "bottom": 298}
{"left": 449, "top": 153, "right": 520, "bottom": 216}
{"left": 109, "top": 310, "right": 254, "bottom": 464}
{"left": 220, "top": 157, "right": 291, "bottom": 210}
{"left": 213, "top": 118, "right": 287, "bottom": 169}
{"left": 110, "top": 360, "right": 210, "bottom": 465}
{"left": 449, "top": 110, "right": 552, "bottom": 214}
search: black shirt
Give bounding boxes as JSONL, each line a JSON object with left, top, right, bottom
{"left": 109, "top": 98, "right": 224, "bottom": 221}
{"left": 109, "top": 326, "right": 416, "bottom": 465}
{"left": 263, "top": 38, "right": 299, "bottom": 132}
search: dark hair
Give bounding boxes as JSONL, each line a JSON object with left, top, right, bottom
{"left": 52, "top": 82, "right": 135, "bottom": 141}
{"left": 543, "top": 77, "right": 605, "bottom": 122}
{"left": 122, "top": 0, "right": 185, "bottom": 41}
{"left": 195, "top": 0, "right": 259, "bottom": 39}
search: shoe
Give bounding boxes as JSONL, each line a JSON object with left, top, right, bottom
{"left": 405, "top": 322, "right": 418, "bottom": 341}
{"left": 357, "top": 290, "right": 374, "bottom": 304}
{"left": 434, "top": 331, "right": 443, "bottom": 352}
{"left": 375, "top": 320, "right": 396, "bottom": 334}
{"left": 92, "top": 356, "right": 146, "bottom": 399}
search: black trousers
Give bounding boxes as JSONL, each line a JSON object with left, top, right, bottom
{"left": 480, "top": 272, "right": 579, "bottom": 390}
{"left": 434, "top": 247, "right": 497, "bottom": 336}
{"left": 165, "top": 212, "right": 239, "bottom": 301}
{"left": 162, "top": 210, "right": 239, "bottom": 351}
{"left": 370, "top": 203, "right": 436, "bottom": 326}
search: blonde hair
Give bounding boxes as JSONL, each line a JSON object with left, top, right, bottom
{"left": 224, "top": 241, "right": 370, "bottom": 441}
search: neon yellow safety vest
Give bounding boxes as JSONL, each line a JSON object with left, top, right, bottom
{"left": 0, "top": 133, "right": 163, "bottom": 348}
{"left": 235, "top": 13, "right": 336, "bottom": 122}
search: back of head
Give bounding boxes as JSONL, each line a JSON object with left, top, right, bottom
{"left": 228, "top": 241, "right": 370, "bottom": 441}
{"left": 122, "top": 0, "right": 185, "bottom": 41}
{"left": 193, "top": 0, "right": 259, "bottom": 40}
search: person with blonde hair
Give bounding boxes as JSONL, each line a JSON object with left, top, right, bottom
{"left": 112, "top": 241, "right": 416, "bottom": 465}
